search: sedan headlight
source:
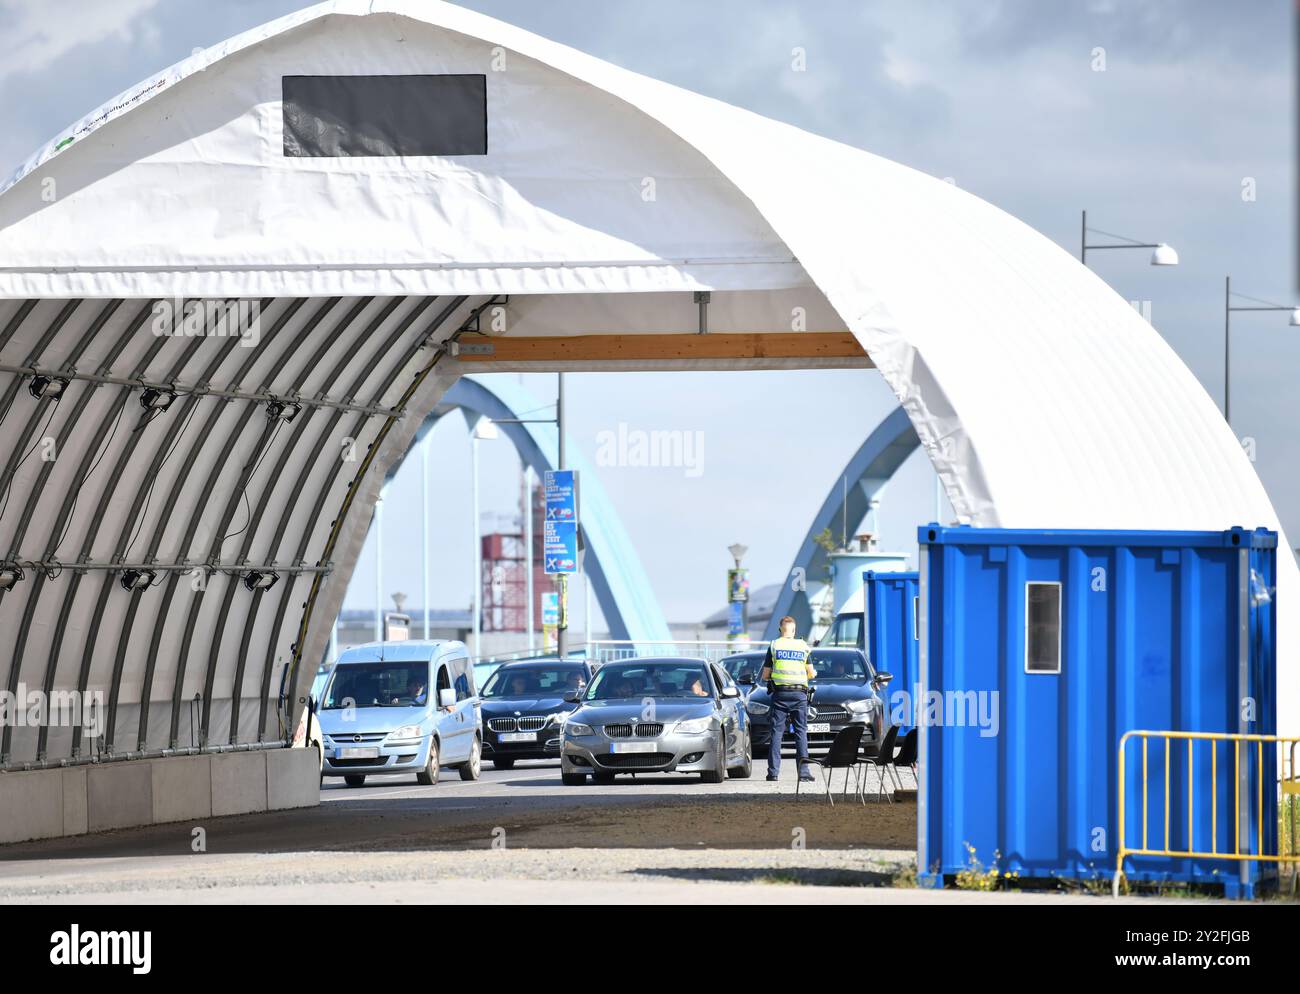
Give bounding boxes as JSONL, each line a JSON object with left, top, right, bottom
{"left": 387, "top": 724, "right": 424, "bottom": 741}
{"left": 564, "top": 721, "right": 595, "bottom": 736}
{"left": 746, "top": 701, "right": 770, "bottom": 716}
{"left": 675, "top": 716, "right": 713, "bottom": 735}
{"left": 842, "top": 699, "right": 873, "bottom": 715}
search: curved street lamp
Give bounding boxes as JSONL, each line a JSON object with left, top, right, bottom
{"left": 1223, "top": 277, "right": 1300, "bottom": 427}
{"left": 1081, "top": 210, "right": 1178, "bottom": 268}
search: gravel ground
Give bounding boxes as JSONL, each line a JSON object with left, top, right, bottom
{"left": 0, "top": 846, "right": 911, "bottom": 899}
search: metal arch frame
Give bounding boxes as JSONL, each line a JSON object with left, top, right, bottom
{"left": 211, "top": 295, "right": 444, "bottom": 745}
{"left": 251, "top": 296, "right": 474, "bottom": 742}
{"left": 761, "top": 406, "right": 921, "bottom": 642}
{"left": 13, "top": 300, "right": 153, "bottom": 759}
{"left": 98, "top": 297, "right": 302, "bottom": 755}
{"left": 180, "top": 294, "right": 402, "bottom": 747}
{"left": 131, "top": 296, "right": 356, "bottom": 752}
{"left": 169, "top": 295, "right": 390, "bottom": 746}
{"left": 55, "top": 310, "right": 220, "bottom": 760}
{"left": 1, "top": 298, "right": 137, "bottom": 761}
{"left": 0, "top": 300, "right": 38, "bottom": 357}
{"left": 0, "top": 300, "right": 83, "bottom": 514}
{"left": 404, "top": 376, "right": 672, "bottom": 645}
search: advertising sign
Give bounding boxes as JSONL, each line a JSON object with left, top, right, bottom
{"left": 543, "top": 469, "right": 577, "bottom": 522}
{"left": 541, "top": 592, "right": 560, "bottom": 627}
{"left": 543, "top": 520, "right": 578, "bottom": 574}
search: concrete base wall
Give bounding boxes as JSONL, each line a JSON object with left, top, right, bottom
{"left": 0, "top": 747, "right": 318, "bottom": 846}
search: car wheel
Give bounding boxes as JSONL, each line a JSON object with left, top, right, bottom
{"left": 561, "top": 770, "right": 587, "bottom": 785}
{"left": 492, "top": 758, "right": 516, "bottom": 770}
{"left": 727, "top": 731, "right": 753, "bottom": 779}
{"left": 343, "top": 774, "right": 366, "bottom": 788}
{"left": 458, "top": 736, "right": 482, "bottom": 781}
{"left": 700, "top": 735, "right": 726, "bottom": 784}
{"left": 416, "top": 738, "right": 440, "bottom": 786}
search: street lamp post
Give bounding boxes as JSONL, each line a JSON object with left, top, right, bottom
{"left": 524, "top": 465, "right": 535, "bottom": 653}
{"left": 374, "top": 486, "right": 385, "bottom": 642}
{"left": 1223, "top": 276, "right": 1300, "bottom": 427}
{"left": 1080, "top": 210, "right": 1179, "bottom": 268}
{"left": 485, "top": 374, "right": 567, "bottom": 656}
{"left": 470, "top": 417, "right": 500, "bottom": 659}
{"left": 556, "top": 372, "right": 568, "bottom": 659}
{"left": 421, "top": 432, "right": 430, "bottom": 639}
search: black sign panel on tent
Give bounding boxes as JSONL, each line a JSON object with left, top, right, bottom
{"left": 282, "top": 74, "right": 488, "bottom": 157}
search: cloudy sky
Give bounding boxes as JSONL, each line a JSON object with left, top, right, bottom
{"left": 1, "top": 0, "right": 1294, "bottom": 629}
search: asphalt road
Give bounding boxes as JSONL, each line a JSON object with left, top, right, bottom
{"left": 0, "top": 760, "right": 1181, "bottom": 904}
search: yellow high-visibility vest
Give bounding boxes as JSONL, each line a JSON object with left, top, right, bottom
{"left": 768, "top": 637, "right": 811, "bottom": 687}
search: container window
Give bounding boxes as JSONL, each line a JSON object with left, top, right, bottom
{"left": 1025, "top": 582, "right": 1061, "bottom": 674}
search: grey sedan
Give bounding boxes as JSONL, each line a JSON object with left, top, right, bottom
{"left": 559, "top": 657, "right": 753, "bottom": 785}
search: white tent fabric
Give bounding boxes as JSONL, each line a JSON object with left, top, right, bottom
{"left": 0, "top": 0, "right": 1292, "bottom": 765}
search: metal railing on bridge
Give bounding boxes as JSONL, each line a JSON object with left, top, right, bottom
{"left": 473, "top": 639, "right": 767, "bottom": 671}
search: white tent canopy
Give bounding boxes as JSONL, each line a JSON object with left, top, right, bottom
{"left": 0, "top": 0, "right": 1291, "bottom": 766}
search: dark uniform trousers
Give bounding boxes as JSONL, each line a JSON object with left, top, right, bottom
{"left": 767, "top": 687, "right": 811, "bottom": 778}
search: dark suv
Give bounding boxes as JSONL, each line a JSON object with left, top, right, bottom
{"left": 721, "top": 647, "right": 889, "bottom": 755}
{"left": 479, "top": 659, "right": 594, "bottom": 769}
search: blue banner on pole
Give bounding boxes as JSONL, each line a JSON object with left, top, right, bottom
{"left": 543, "top": 469, "right": 577, "bottom": 522}
{"left": 543, "top": 520, "right": 578, "bottom": 574}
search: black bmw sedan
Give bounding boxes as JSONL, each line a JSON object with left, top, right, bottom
{"left": 478, "top": 659, "right": 594, "bottom": 769}
{"left": 720, "top": 647, "right": 889, "bottom": 755}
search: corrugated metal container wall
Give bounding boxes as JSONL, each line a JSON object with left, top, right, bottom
{"left": 863, "top": 570, "right": 919, "bottom": 732}
{"left": 916, "top": 526, "right": 1277, "bottom": 898}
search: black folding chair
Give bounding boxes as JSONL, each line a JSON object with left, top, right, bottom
{"left": 798, "top": 724, "right": 867, "bottom": 806}
{"left": 859, "top": 724, "right": 901, "bottom": 803}
{"left": 892, "top": 727, "right": 918, "bottom": 789}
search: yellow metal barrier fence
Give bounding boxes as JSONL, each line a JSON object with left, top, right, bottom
{"left": 1113, "top": 730, "right": 1300, "bottom": 898}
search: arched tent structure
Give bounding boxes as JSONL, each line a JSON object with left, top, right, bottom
{"left": 762, "top": 407, "right": 920, "bottom": 642}
{"left": 404, "top": 376, "right": 670, "bottom": 643}
{"left": 0, "top": 0, "right": 1292, "bottom": 772}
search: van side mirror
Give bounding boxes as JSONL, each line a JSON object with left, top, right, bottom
{"left": 874, "top": 672, "right": 894, "bottom": 687}
{"left": 438, "top": 688, "right": 456, "bottom": 708}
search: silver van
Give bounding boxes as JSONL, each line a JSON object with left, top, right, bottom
{"left": 316, "top": 640, "right": 481, "bottom": 786}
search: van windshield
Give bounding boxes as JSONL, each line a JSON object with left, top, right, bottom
{"left": 824, "top": 614, "right": 862, "bottom": 648}
{"left": 323, "top": 661, "right": 429, "bottom": 708}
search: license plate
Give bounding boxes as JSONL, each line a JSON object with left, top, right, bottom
{"left": 611, "top": 741, "right": 657, "bottom": 754}
{"left": 338, "top": 747, "right": 379, "bottom": 760}
{"left": 499, "top": 731, "right": 536, "bottom": 743}
{"left": 808, "top": 723, "right": 831, "bottom": 734}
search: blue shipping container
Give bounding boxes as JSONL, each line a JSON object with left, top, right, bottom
{"left": 863, "top": 570, "right": 920, "bottom": 732}
{"left": 916, "top": 525, "right": 1277, "bottom": 898}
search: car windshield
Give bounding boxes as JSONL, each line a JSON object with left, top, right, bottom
{"left": 810, "top": 651, "right": 871, "bottom": 680}
{"left": 721, "top": 654, "right": 764, "bottom": 682}
{"left": 481, "top": 665, "right": 586, "bottom": 698}
{"left": 585, "top": 662, "right": 712, "bottom": 700}
{"left": 323, "top": 660, "right": 430, "bottom": 708}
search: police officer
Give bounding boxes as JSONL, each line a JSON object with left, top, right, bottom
{"left": 760, "top": 614, "right": 817, "bottom": 782}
